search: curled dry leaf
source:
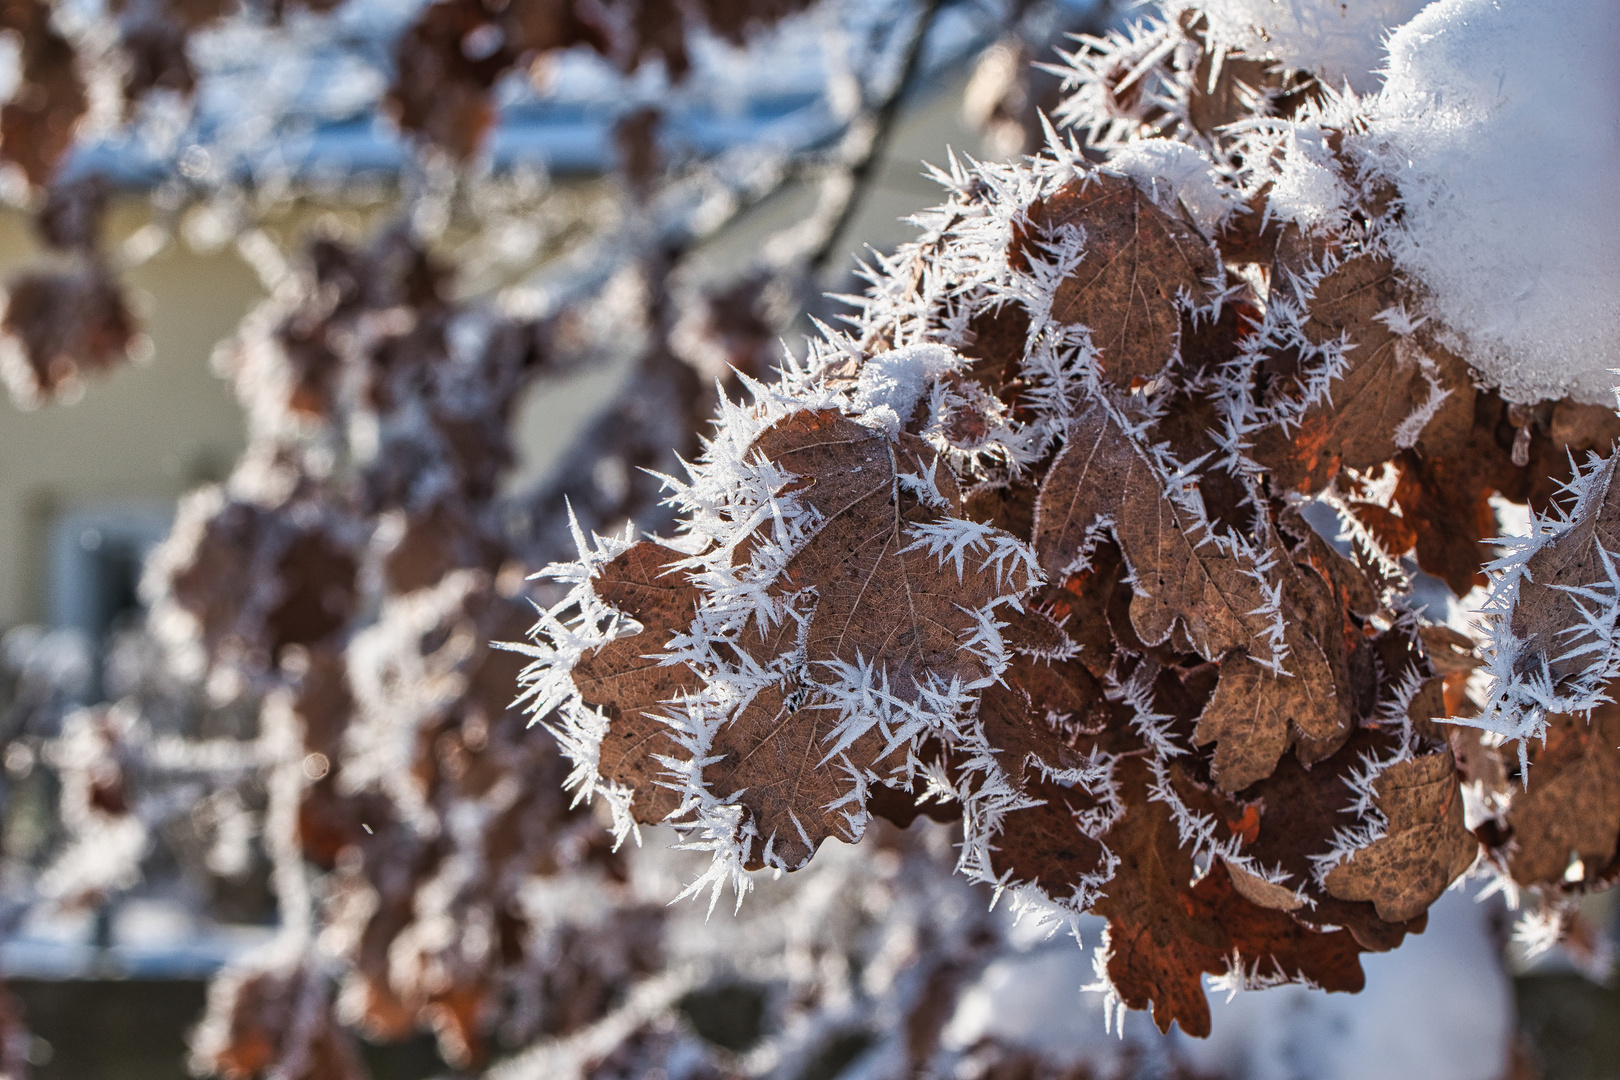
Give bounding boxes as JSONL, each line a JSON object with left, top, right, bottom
{"left": 1325, "top": 750, "right": 1479, "bottom": 923}
{"left": 1222, "top": 856, "right": 1304, "bottom": 911}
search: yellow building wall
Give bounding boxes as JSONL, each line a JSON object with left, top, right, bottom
{"left": 0, "top": 203, "right": 259, "bottom": 629}
{"left": 0, "top": 69, "right": 995, "bottom": 633}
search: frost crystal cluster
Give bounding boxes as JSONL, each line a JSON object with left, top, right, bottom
{"left": 526, "top": 0, "right": 1620, "bottom": 1037}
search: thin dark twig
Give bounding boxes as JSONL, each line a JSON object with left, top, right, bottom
{"left": 807, "top": 0, "right": 949, "bottom": 276}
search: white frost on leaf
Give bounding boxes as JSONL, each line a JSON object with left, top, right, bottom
{"left": 1104, "top": 138, "right": 1239, "bottom": 234}
{"left": 851, "top": 341, "right": 959, "bottom": 434}
{"left": 1257, "top": 123, "right": 1352, "bottom": 235}
{"left": 1181, "top": 0, "right": 1432, "bottom": 93}
{"left": 1355, "top": 0, "right": 1620, "bottom": 404}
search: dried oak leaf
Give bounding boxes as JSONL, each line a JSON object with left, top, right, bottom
{"left": 1035, "top": 555, "right": 1122, "bottom": 679}
{"left": 701, "top": 409, "right": 1037, "bottom": 867}
{"left": 572, "top": 541, "right": 701, "bottom": 825}
{"left": 1151, "top": 381, "right": 1250, "bottom": 532}
{"left": 1233, "top": 729, "right": 1427, "bottom": 951}
{"left": 1386, "top": 445, "right": 1507, "bottom": 596}
{"left": 959, "top": 301, "right": 1032, "bottom": 417}
{"left": 1094, "top": 760, "right": 1366, "bottom": 1038}
{"left": 1186, "top": 45, "right": 1277, "bottom": 138}
{"left": 1017, "top": 173, "right": 1217, "bottom": 391}
{"left": 385, "top": 0, "right": 519, "bottom": 159}
{"left": 981, "top": 651, "right": 1140, "bottom": 897}
{"left": 1324, "top": 750, "right": 1479, "bottom": 923}
{"left": 866, "top": 774, "right": 961, "bottom": 830}
{"left": 1253, "top": 256, "right": 1460, "bottom": 493}
{"left": 0, "top": 17, "right": 87, "bottom": 187}
{"left": 1276, "top": 505, "right": 1378, "bottom": 614}
{"left": 1507, "top": 453, "right": 1620, "bottom": 695}
{"left": 961, "top": 474, "right": 1038, "bottom": 547}
{"left": 990, "top": 777, "right": 1111, "bottom": 898}
{"left": 1166, "top": 758, "right": 1261, "bottom": 853}
{"left": 1193, "top": 640, "right": 1337, "bottom": 793}
{"left": 754, "top": 409, "right": 1032, "bottom": 701}
{"left": 704, "top": 683, "right": 886, "bottom": 868}
{"left": 1, "top": 267, "right": 140, "bottom": 403}
{"left": 1192, "top": 545, "right": 1360, "bottom": 791}
{"left": 1034, "top": 404, "right": 1280, "bottom": 664}
{"left": 1222, "top": 856, "right": 1305, "bottom": 911}
{"left": 1386, "top": 387, "right": 1619, "bottom": 596}
{"left": 1525, "top": 399, "right": 1620, "bottom": 513}
{"left": 1504, "top": 700, "right": 1620, "bottom": 888}
{"left": 161, "top": 494, "right": 358, "bottom": 670}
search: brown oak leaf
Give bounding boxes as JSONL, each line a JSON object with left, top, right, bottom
{"left": 1325, "top": 750, "right": 1479, "bottom": 923}
{"left": 1507, "top": 453, "right": 1620, "bottom": 695}
{"left": 1387, "top": 447, "right": 1506, "bottom": 596}
{"left": 979, "top": 654, "right": 1131, "bottom": 782}
{"left": 990, "top": 777, "right": 1111, "bottom": 897}
{"left": 0, "top": 12, "right": 87, "bottom": 187}
{"left": 1035, "top": 550, "right": 1125, "bottom": 679}
{"left": 1253, "top": 256, "right": 1459, "bottom": 493}
{"left": 751, "top": 410, "right": 1031, "bottom": 701}
{"left": 1094, "top": 761, "right": 1366, "bottom": 1038}
{"left": 1189, "top": 541, "right": 1360, "bottom": 789}
{"left": 1525, "top": 399, "right": 1620, "bottom": 512}
{"left": 1194, "top": 640, "right": 1338, "bottom": 793}
{"left": 1035, "top": 404, "right": 1281, "bottom": 664}
{"left": 1151, "top": 381, "right": 1251, "bottom": 532}
{"left": 959, "top": 301, "right": 1032, "bottom": 417}
{"left": 1231, "top": 729, "right": 1427, "bottom": 951}
{"left": 1018, "top": 173, "right": 1218, "bottom": 390}
{"left": 704, "top": 683, "right": 886, "bottom": 868}
{"left": 1381, "top": 388, "right": 1620, "bottom": 596}
{"left": 1032, "top": 404, "right": 1151, "bottom": 577}
{"left": 572, "top": 541, "right": 701, "bottom": 824}
{"left": 1504, "top": 700, "right": 1620, "bottom": 888}
{"left": 2, "top": 267, "right": 140, "bottom": 402}
{"left": 980, "top": 621, "right": 1142, "bottom": 897}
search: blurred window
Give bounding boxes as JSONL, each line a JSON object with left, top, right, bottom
{"left": 47, "top": 502, "right": 172, "bottom": 647}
